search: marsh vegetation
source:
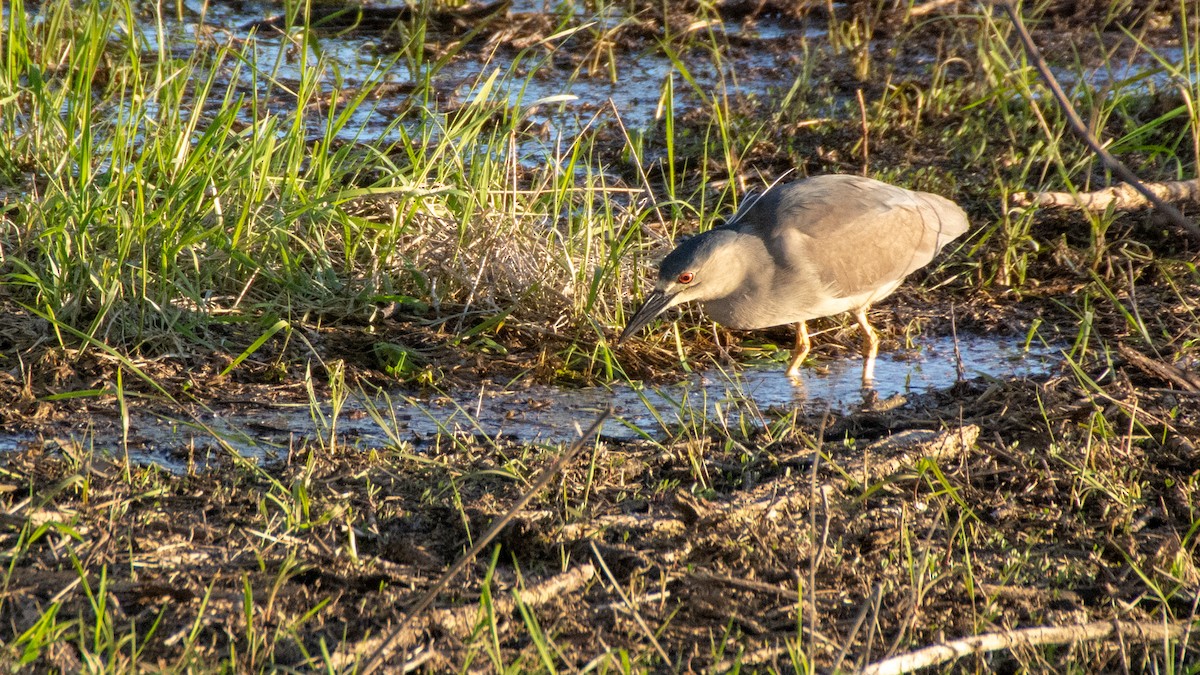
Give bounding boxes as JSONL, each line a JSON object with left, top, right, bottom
{"left": 0, "top": 0, "right": 1198, "bottom": 671}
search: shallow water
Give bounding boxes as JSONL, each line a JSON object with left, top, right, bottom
{"left": 110, "top": 0, "right": 822, "bottom": 151}
{"left": 357, "top": 334, "right": 1056, "bottom": 445}
{"left": 6, "top": 334, "right": 1059, "bottom": 471}
{"left": 12, "top": 0, "right": 1177, "bottom": 188}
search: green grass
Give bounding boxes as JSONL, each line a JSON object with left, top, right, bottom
{"left": 2, "top": 0, "right": 1198, "bottom": 384}
{"left": 0, "top": 0, "right": 766, "bottom": 367}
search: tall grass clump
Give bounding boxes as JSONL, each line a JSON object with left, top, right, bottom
{"left": 15, "top": 0, "right": 1190, "bottom": 383}
{"left": 0, "top": 0, "right": 397, "bottom": 351}
{"left": 0, "top": 0, "right": 770, "bottom": 381}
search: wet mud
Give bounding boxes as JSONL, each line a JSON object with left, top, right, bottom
{"left": 2, "top": 0, "right": 1198, "bottom": 671}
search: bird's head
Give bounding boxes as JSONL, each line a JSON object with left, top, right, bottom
{"left": 617, "top": 229, "right": 748, "bottom": 344}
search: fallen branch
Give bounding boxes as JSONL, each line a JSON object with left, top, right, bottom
{"left": 332, "top": 564, "right": 599, "bottom": 669}
{"left": 430, "top": 563, "right": 596, "bottom": 635}
{"left": 861, "top": 620, "right": 1188, "bottom": 675}
{"left": 999, "top": 0, "right": 1200, "bottom": 244}
{"left": 978, "top": 582, "right": 1082, "bottom": 604}
{"left": 1012, "top": 179, "right": 1200, "bottom": 212}
{"left": 1117, "top": 343, "right": 1200, "bottom": 392}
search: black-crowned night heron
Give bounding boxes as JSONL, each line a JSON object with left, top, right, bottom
{"left": 618, "top": 174, "right": 969, "bottom": 384}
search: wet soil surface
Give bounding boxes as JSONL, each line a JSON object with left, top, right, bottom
{"left": 3, "top": 0, "right": 1200, "bottom": 671}
{"left": 2, "top": 334, "right": 1057, "bottom": 470}
{"left": 5, "top": 360, "right": 1198, "bottom": 670}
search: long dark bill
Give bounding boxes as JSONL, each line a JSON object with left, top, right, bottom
{"left": 617, "top": 290, "right": 675, "bottom": 345}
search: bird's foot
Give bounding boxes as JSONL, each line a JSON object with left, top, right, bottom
{"left": 785, "top": 350, "right": 809, "bottom": 380}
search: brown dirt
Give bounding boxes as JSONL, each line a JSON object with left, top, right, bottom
{"left": 2, "top": 1, "right": 1199, "bottom": 671}
{"left": 2, "top": 358, "right": 1197, "bottom": 670}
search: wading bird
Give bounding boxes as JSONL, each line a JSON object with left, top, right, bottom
{"left": 618, "top": 174, "right": 969, "bottom": 385}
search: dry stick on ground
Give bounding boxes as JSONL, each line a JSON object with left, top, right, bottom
{"left": 908, "top": 0, "right": 962, "bottom": 18}
{"left": 998, "top": 0, "right": 1200, "bottom": 244}
{"left": 1181, "top": 593, "right": 1200, "bottom": 663}
{"left": 882, "top": 503, "right": 954, "bottom": 662}
{"left": 356, "top": 408, "right": 612, "bottom": 675}
{"left": 330, "top": 565, "right": 599, "bottom": 668}
{"left": 1116, "top": 343, "right": 1200, "bottom": 392}
{"left": 1012, "top": 178, "right": 1200, "bottom": 211}
{"left": 978, "top": 583, "right": 1082, "bottom": 604}
{"left": 831, "top": 584, "right": 883, "bottom": 673}
{"left": 807, "top": 411, "right": 829, "bottom": 662}
{"left": 429, "top": 563, "right": 597, "bottom": 636}
{"left": 860, "top": 620, "right": 1188, "bottom": 675}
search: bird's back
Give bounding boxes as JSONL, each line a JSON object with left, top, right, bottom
{"left": 707, "top": 174, "right": 967, "bottom": 326}
{"left": 731, "top": 174, "right": 967, "bottom": 299}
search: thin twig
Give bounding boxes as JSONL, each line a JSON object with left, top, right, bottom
{"left": 998, "top": 0, "right": 1200, "bottom": 243}
{"left": 832, "top": 584, "right": 882, "bottom": 673}
{"left": 861, "top": 586, "right": 884, "bottom": 669}
{"left": 856, "top": 88, "right": 870, "bottom": 176}
{"left": 950, "top": 303, "right": 964, "bottom": 382}
{"left": 1180, "top": 591, "right": 1200, "bottom": 667}
{"left": 357, "top": 408, "right": 612, "bottom": 675}
{"left": 591, "top": 541, "right": 675, "bottom": 668}
{"left": 908, "top": 0, "right": 962, "bottom": 18}
{"left": 807, "top": 410, "right": 829, "bottom": 661}
{"left": 609, "top": 99, "right": 670, "bottom": 237}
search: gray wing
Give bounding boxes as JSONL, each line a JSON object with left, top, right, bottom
{"left": 734, "top": 175, "right": 968, "bottom": 298}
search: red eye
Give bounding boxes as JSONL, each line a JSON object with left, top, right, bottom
{"left": 677, "top": 272, "right": 694, "bottom": 284}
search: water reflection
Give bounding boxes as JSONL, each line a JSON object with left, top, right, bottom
{"left": 2, "top": 334, "right": 1059, "bottom": 471}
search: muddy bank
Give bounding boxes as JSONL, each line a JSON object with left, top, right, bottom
{"left": 2, "top": 0, "right": 1199, "bottom": 670}
{"left": 2, "top": 333, "right": 1056, "bottom": 470}
{"left": 4, "top": 357, "right": 1197, "bottom": 670}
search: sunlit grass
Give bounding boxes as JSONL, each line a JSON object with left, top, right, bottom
{"left": 2, "top": 0, "right": 1197, "bottom": 385}
{"left": 1, "top": 0, "right": 1199, "bottom": 671}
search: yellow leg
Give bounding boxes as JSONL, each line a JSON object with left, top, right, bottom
{"left": 785, "top": 321, "right": 810, "bottom": 378}
{"left": 854, "top": 306, "right": 879, "bottom": 385}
